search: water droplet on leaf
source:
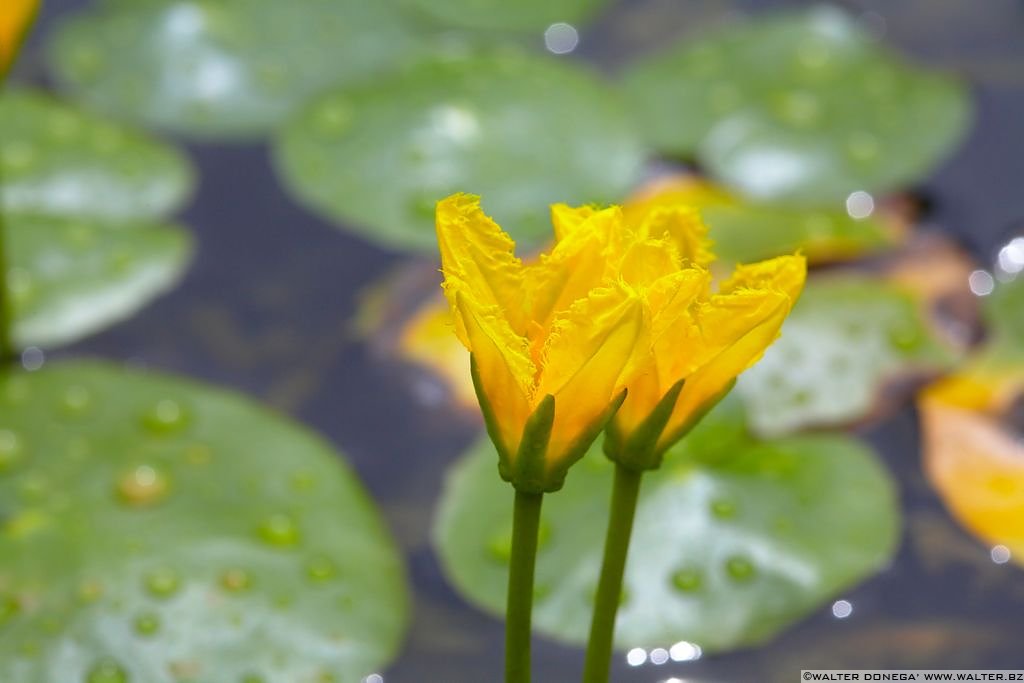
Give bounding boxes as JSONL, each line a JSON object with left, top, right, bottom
{"left": 710, "top": 498, "right": 737, "bottom": 519}
{"left": 116, "top": 465, "right": 170, "bottom": 507}
{"left": 141, "top": 399, "right": 189, "bottom": 434}
{"left": 134, "top": 612, "right": 160, "bottom": 636}
{"left": 220, "top": 569, "right": 252, "bottom": 592}
{"left": 671, "top": 568, "right": 703, "bottom": 593}
{"left": 258, "top": 514, "right": 300, "bottom": 547}
{"left": 144, "top": 568, "right": 180, "bottom": 598}
{"left": 725, "top": 555, "right": 756, "bottom": 582}
{"left": 306, "top": 556, "right": 337, "bottom": 582}
{"left": 86, "top": 658, "right": 128, "bottom": 683}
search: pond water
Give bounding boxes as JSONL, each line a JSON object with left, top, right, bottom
{"left": 17, "top": 0, "right": 1024, "bottom": 681}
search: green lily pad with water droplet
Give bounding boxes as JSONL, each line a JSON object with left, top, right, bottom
{"left": 0, "top": 361, "right": 409, "bottom": 682}
{"left": 46, "top": 0, "right": 429, "bottom": 139}
{"left": 620, "top": 6, "right": 971, "bottom": 202}
{"left": 737, "top": 276, "right": 958, "bottom": 437}
{"left": 273, "top": 49, "right": 647, "bottom": 251}
{"left": 0, "top": 89, "right": 192, "bottom": 220}
{"left": 6, "top": 214, "right": 191, "bottom": 349}
{"left": 434, "top": 396, "right": 898, "bottom": 652}
{"left": 402, "top": 0, "right": 609, "bottom": 32}
{"left": 0, "top": 89, "right": 195, "bottom": 350}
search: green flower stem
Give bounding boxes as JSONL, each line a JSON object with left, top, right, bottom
{"left": 582, "top": 462, "right": 644, "bottom": 683}
{"left": 506, "top": 489, "right": 544, "bottom": 683}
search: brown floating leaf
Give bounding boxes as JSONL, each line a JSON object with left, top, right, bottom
{"left": 919, "top": 351, "right": 1024, "bottom": 566}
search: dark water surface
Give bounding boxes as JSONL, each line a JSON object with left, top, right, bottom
{"left": 17, "top": 1, "right": 1024, "bottom": 681}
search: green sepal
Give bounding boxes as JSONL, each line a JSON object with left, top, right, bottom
{"left": 503, "top": 395, "right": 556, "bottom": 493}
{"left": 657, "top": 379, "right": 737, "bottom": 458}
{"left": 604, "top": 378, "right": 686, "bottom": 471}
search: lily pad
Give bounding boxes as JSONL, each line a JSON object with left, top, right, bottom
{"left": 0, "top": 361, "right": 409, "bottom": 682}
{"left": 625, "top": 174, "right": 904, "bottom": 265}
{"left": 6, "top": 214, "right": 191, "bottom": 349}
{"left": 706, "top": 203, "right": 894, "bottom": 264}
{"left": 434, "top": 398, "right": 899, "bottom": 652}
{"left": 274, "top": 49, "right": 646, "bottom": 251}
{"left": 737, "top": 276, "right": 959, "bottom": 437}
{"left": 0, "top": 89, "right": 194, "bottom": 349}
{"left": 46, "top": 0, "right": 428, "bottom": 139}
{"left": 620, "top": 6, "right": 971, "bottom": 202}
{"left": 0, "top": 89, "right": 192, "bottom": 220}
{"left": 402, "top": 0, "right": 609, "bottom": 32}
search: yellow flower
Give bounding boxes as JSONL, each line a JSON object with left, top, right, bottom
{"left": 607, "top": 252, "right": 806, "bottom": 467}
{"left": 555, "top": 198, "right": 806, "bottom": 468}
{"left": 437, "top": 194, "right": 644, "bottom": 492}
{"left": 436, "top": 192, "right": 805, "bottom": 486}
{"left": 0, "top": 0, "right": 39, "bottom": 77}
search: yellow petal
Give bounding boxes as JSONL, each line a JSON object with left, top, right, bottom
{"left": 454, "top": 289, "right": 534, "bottom": 456}
{"left": 611, "top": 362, "right": 666, "bottom": 439}
{"left": 614, "top": 268, "right": 710, "bottom": 433}
{"left": 535, "top": 283, "right": 644, "bottom": 464}
{"left": 721, "top": 253, "right": 807, "bottom": 301}
{"left": 525, "top": 205, "right": 623, "bottom": 333}
{"left": 621, "top": 175, "right": 718, "bottom": 272}
{"left": 619, "top": 237, "right": 683, "bottom": 289}
{"left": 638, "top": 205, "right": 716, "bottom": 268}
{"left": 0, "top": 0, "right": 37, "bottom": 76}
{"left": 659, "top": 289, "right": 792, "bottom": 449}
{"left": 645, "top": 268, "right": 710, "bottom": 355}
{"left": 550, "top": 203, "right": 597, "bottom": 242}
{"left": 436, "top": 193, "right": 528, "bottom": 336}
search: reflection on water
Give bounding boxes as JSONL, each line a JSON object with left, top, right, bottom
{"left": 20, "top": 0, "right": 1024, "bottom": 681}
{"left": 968, "top": 269, "right": 996, "bottom": 296}
{"left": 627, "top": 641, "right": 704, "bottom": 669}
{"left": 20, "top": 346, "right": 45, "bottom": 371}
{"left": 997, "top": 238, "right": 1024, "bottom": 277}
{"left": 831, "top": 600, "right": 853, "bottom": 619}
{"left": 845, "top": 191, "right": 875, "bottom": 220}
{"left": 545, "top": 23, "right": 581, "bottom": 55}
{"left": 991, "top": 545, "right": 1012, "bottom": 565}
